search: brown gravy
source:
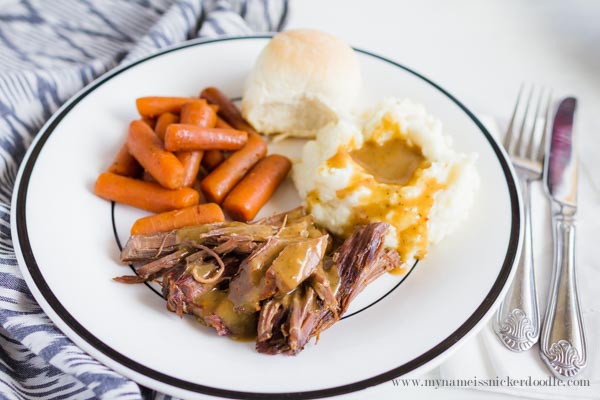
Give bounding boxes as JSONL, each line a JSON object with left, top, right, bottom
{"left": 195, "top": 288, "right": 257, "bottom": 341}
{"left": 350, "top": 138, "right": 424, "bottom": 185}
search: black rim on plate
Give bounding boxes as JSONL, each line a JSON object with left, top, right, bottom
{"left": 15, "top": 35, "right": 520, "bottom": 400}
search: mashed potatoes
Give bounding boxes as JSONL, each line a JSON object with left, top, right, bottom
{"left": 293, "top": 98, "right": 479, "bottom": 265}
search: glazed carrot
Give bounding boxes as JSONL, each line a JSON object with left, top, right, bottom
{"left": 201, "top": 116, "right": 229, "bottom": 171}
{"left": 181, "top": 99, "right": 216, "bottom": 128}
{"left": 209, "top": 104, "right": 219, "bottom": 113}
{"left": 188, "top": 87, "right": 267, "bottom": 203}
{"left": 130, "top": 203, "right": 225, "bottom": 235}
{"left": 94, "top": 172, "right": 199, "bottom": 213}
{"left": 126, "top": 119, "right": 185, "bottom": 189}
{"left": 136, "top": 97, "right": 194, "bottom": 118}
{"left": 200, "top": 131, "right": 267, "bottom": 204}
{"left": 154, "top": 112, "right": 179, "bottom": 140}
{"left": 176, "top": 151, "right": 203, "bottom": 187}
{"left": 164, "top": 125, "right": 248, "bottom": 152}
{"left": 200, "top": 87, "right": 256, "bottom": 133}
{"left": 223, "top": 155, "right": 291, "bottom": 221}
{"left": 177, "top": 101, "right": 217, "bottom": 186}
{"left": 141, "top": 117, "right": 156, "bottom": 129}
{"left": 202, "top": 150, "right": 225, "bottom": 171}
{"left": 215, "top": 117, "right": 233, "bottom": 129}
{"left": 108, "top": 143, "right": 142, "bottom": 178}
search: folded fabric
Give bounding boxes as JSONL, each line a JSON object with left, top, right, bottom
{"left": 438, "top": 115, "right": 600, "bottom": 399}
{"left": 0, "top": 1, "right": 287, "bottom": 399}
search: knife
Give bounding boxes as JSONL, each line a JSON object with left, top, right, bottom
{"left": 540, "top": 97, "right": 587, "bottom": 379}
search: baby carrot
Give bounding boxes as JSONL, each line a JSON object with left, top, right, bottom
{"left": 200, "top": 131, "right": 267, "bottom": 204}
{"left": 201, "top": 150, "right": 225, "bottom": 171}
{"left": 164, "top": 125, "right": 248, "bottom": 152}
{"left": 108, "top": 143, "right": 142, "bottom": 178}
{"left": 177, "top": 100, "right": 217, "bottom": 186}
{"left": 200, "top": 116, "right": 230, "bottom": 171}
{"left": 136, "top": 97, "right": 194, "bottom": 118}
{"left": 215, "top": 117, "right": 233, "bottom": 129}
{"left": 201, "top": 118, "right": 234, "bottom": 171}
{"left": 223, "top": 154, "right": 291, "bottom": 221}
{"left": 154, "top": 112, "right": 179, "bottom": 141}
{"left": 199, "top": 87, "right": 267, "bottom": 201}
{"left": 181, "top": 99, "right": 216, "bottom": 128}
{"left": 94, "top": 172, "right": 199, "bottom": 213}
{"left": 177, "top": 151, "right": 203, "bottom": 187}
{"left": 200, "top": 87, "right": 256, "bottom": 134}
{"left": 126, "top": 119, "right": 185, "bottom": 189}
{"left": 130, "top": 203, "right": 225, "bottom": 235}
{"left": 141, "top": 117, "right": 156, "bottom": 129}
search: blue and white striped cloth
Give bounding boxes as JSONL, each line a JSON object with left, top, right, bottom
{"left": 0, "top": 1, "right": 288, "bottom": 398}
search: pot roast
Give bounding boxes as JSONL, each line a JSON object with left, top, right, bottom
{"left": 117, "top": 208, "right": 401, "bottom": 355}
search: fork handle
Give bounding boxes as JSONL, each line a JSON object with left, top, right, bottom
{"left": 540, "top": 210, "right": 587, "bottom": 379}
{"left": 495, "top": 177, "right": 539, "bottom": 351}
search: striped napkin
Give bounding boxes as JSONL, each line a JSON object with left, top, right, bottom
{"left": 0, "top": 1, "right": 287, "bottom": 398}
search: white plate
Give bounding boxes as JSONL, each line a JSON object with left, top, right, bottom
{"left": 11, "top": 36, "right": 521, "bottom": 399}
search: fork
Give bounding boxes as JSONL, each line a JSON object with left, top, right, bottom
{"left": 494, "top": 85, "right": 552, "bottom": 352}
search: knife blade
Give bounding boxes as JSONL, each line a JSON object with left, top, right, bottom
{"left": 540, "top": 96, "right": 586, "bottom": 379}
{"left": 545, "top": 97, "right": 577, "bottom": 208}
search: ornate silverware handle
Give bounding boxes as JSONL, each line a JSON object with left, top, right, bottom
{"left": 495, "top": 177, "right": 539, "bottom": 351}
{"left": 540, "top": 210, "right": 587, "bottom": 378}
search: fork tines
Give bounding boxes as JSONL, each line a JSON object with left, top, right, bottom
{"left": 503, "top": 85, "right": 553, "bottom": 163}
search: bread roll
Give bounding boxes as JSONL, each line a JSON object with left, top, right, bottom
{"left": 242, "top": 29, "right": 361, "bottom": 138}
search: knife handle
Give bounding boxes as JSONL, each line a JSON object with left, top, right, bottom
{"left": 495, "top": 177, "right": 540, "bottom": 351}
{"left": 540, "top": 211, "right": 587, "bottom": 379}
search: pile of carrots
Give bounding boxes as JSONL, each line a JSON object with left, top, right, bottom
{"left": 94, "top": 87, "right": 291, "bottom": 235}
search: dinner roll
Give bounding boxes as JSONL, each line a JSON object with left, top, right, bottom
{"left": 241, "top": 29, "right": 361, "bottom": 138}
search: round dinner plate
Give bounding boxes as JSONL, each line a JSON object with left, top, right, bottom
{"left": 11, "top": 36, "right": 521, "bottom": 399}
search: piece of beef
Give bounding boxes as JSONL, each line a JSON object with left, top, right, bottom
{"left": 121, "top": 207, "right": 316, "bottom": 264}
{"left": 227, "top": 238, "right": 290, "bottom": 313}
{"left": 308, "top": 260, "right": 338, "bottom": 313}
{"left": 276, "top": 216, "right": 327, "bottom": 240}
{"left": 228, "top": 232, "right": 329, "bottom": 314}
{"left": 211, "top": 236, "right": 259, "bottom": 255}
{"left": 115, "top": 248, "right": 192, "bottom": 283}
{"left": 135, "top": 248, "right": 191, "bottom": 280}
{"left": 120, "top": 231, "right": 179, "bottom": 263}
{"left": 251, "top": 207, "right": 306, "bottom": 226}
{"left": 162, "top": 266, "right": 211, "bottom": 317}
{"left": 264, "top": 235, "right": 328, "bottom": 293}
{"left": 288, "top": 286, "right": 321, "bottom": 353}
{"left": 162, "top": 255, "right": 255, "bottom": 337}
{"left": 256, "top": 286, "right": 321, "bottom": 355}
{"left": 315, "top": 225, "right": 399, "bottom": 334}
{"left": 178, "top": 223, "right": 278, "bottom": 248}
{"left": 332, "top": 223, "right": 396, "bottom": 314}
{"left": 256, "top": 296, "right": 287, "bottom": 344}
{"left": 256, "top": 223, "right": 400, "bottom": 355}
{"left": 185, "top": 249, "right": 245, "bottom": 287}
{"left": 121, "top": 221, "right": 282, "bottom": 265}
{"left": 119, "top": 209, "right": 318, "bottom": 267}
{"left": 112, "top": 275, "right": 146, "bottom": 284}
{"left": 203, "top": 314, "right": 233, "bottom": 336}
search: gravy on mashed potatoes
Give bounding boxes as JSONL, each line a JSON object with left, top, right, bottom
{"left": 293, "top": 98, "right": 479, "bottom": 267}
{"left": 349, "top": 136, "right": 425, "bottom": 186}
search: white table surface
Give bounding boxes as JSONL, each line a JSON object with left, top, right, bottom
{"left": 286, "top": 1, "right": 600, "bottom": 399}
